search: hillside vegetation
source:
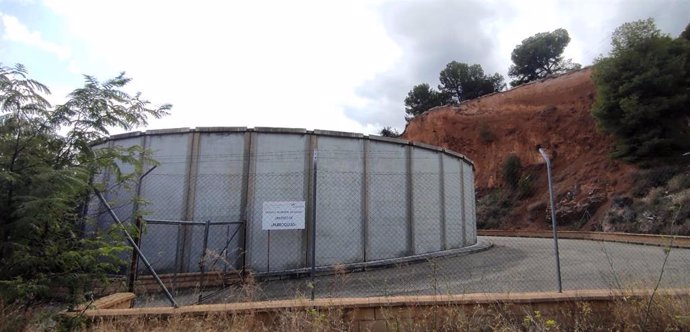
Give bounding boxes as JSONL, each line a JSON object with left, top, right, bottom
{"left": 403, "top": 67, "right": 689, "bottom": 233}
{"left": 402, "top": 19, "right": 690, "bottom": 234}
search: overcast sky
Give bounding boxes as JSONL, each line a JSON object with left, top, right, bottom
{"left": 1, "top": 0, "right": 688, "bottom": 135}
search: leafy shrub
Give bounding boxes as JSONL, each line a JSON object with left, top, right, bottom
{"left": 0, "top": 64, "right": 169, "bottom": 305}
{"left": 667, "top": 172, "right": 690, "bottom": 193}
{"left": 631, "top": 166, "right": 682, "bottom": 197}
{"left": 478, "top": 122, "right": 495, "bottom": 143}
{"left": 502, "top": 154, "right": 522, "bottom": 189}
{"left": 516, "top": 175, "right": 534, "bottom": 199}
{"left": 606, "top": 165, "right": 690, "bottom": 235}
{"left": 476, "top": 189, "right": 513, "bottom": 229}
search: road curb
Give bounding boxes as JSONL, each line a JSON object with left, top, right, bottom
{"left": 254, "top": 239, "right": 493, "bottom": 281}
{"left": 478, "top": 230, "right": 690, "bottom": 248}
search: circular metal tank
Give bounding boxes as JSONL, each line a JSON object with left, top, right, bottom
{"left": 94, "top": 127, "right": 477, "bottom": 274}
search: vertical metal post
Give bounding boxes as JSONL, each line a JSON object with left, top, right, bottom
{"left": 460, "top": 162, "right": 466, "bottom": 247}
{"left": 127, "top": 216, "right": 143, "bottom": 293}
{"left": 240, "top": 131, "right": 254, "bottom": 277}
{"left": 361, "top": 139, "right": 369, "bottom": 262}
{"left": 173, "top": 225, "right": 181, "bottom": 293}
{"left": 128, "top": 165, "right": 157, "bottom": 293}
{"left": 406, "top": 145, "right": 415, "bottom": 255}
{"left": 538, "top": 147, "right": 563, "bottom": 293}
{"left": 198, "top": 219, "right": 211, "bottom": 304}
{"left": 180, "top": 131, "right": 201, "bottom": 274}
{"left": 304, "top": 134, "right": 317, "bottom": 267}
{"left": 94, "top": 189, "right": 179, "bottom": 307}
{"left": 310, "top": 149, "right": 318, "bottom": 301}
{"left": 266, "top": 230, "right": 271, "bottom": 272}
{"left": 223, "top": 224, "right": 230, "bottom": 276}
{"left": 439, "top": 152, "right": 447, "bottom": 250}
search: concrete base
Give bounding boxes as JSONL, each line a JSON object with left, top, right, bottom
{"left": 253, "top": 238, "right": 492, "bottom": 280}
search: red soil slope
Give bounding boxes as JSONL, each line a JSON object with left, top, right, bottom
{"left": 403, "top": 68, "right": 638, "bottom": 230}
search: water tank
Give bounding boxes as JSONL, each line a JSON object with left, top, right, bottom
{"left": 91, "top": 127, "right": 477, "bottom": 275}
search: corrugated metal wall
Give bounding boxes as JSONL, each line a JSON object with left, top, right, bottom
{"left": 92, "top": 127, "right": 477, "bottom": 274}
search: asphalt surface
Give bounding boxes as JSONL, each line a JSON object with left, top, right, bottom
{"left": 136, "top": 236, "right": 690, "bottom": 307}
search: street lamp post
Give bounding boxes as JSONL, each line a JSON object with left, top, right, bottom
{"left": 538, "top": 146, "right": 563, "bottom": 293}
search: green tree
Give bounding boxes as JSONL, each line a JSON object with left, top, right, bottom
{"left": 0, "top": 63, "right": 170, "bottom": 303}
{"left": 379, "top": 126, "right": 400, "bottom": 138}
{"left": 438, "top": 61, "right": 505, "bottom": 103}
{"left": 681, "top": 22, "right": 690, "bottom": 41}
{"left": 591, "top": 18, "right": 690, "bottom": 161}
{"left": 508, "top": 28, "right": 581, "bottom": 86}
{"left": 404, "top": 83, "right": 450, "bottom": 120}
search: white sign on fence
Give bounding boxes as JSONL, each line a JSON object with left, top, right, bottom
{"left": 262, "top": 201, "right": 306, "bottom": 230}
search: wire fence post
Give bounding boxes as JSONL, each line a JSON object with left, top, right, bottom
{"left": 198, "top": 219, "right": 211, "bottom": 304}
{"left": 127, "top": 215, "right": 143, "bottom": 293}
{"left": 127, "top": 165, "right": 157, "bottom": 293}
{"left": 538, "top": 147, "right": 563, "bottom": 293}
{"left": 310, "top": 149, "right": 318, "bottom": 301}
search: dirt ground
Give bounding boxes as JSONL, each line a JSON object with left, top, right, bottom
{"left": 402, "top": 68, "right": 638, "bottom": 230}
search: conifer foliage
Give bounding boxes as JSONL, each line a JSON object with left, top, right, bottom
{"left": 591, "top": 19, "right": 690, "bottom": 161}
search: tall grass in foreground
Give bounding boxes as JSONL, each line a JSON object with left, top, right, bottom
{"left": 58, "top": 290, "right": 689, "bottom": 331}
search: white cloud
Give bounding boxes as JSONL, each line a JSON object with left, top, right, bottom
{"left": 32, "top": 0, "right": 689, "bottom": 136}
{"left": 0, "top": 12, "right": 70, "bottom": 60}
{"left": 40, "top": 0, "right": 398, "bottom": 134}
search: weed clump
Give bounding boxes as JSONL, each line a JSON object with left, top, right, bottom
{"left": 476, "top": 189, "right": 513, "bottom": 229}
{"left": 605, "top": 165, "right": 690, "bottom": 234}
{"left": 502, "top": 153, "right": 522, "bottom": 189}
{"left": 631, "top": 165, "right": 681, "bottom": 197}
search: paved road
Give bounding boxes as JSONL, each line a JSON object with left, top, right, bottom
{"left": 136, "top": 236, "right": 690, "bottom": 307}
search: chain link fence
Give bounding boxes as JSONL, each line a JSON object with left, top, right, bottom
{"left": 87, "top": 131, "right": 690, "bottom": 308}
{"left": 209, "top": 165, "right": 690, "bottom": 306}
{"left": 144, "top": 171, "right": 686, "bottom": 307}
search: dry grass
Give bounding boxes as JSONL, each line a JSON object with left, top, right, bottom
{"left": 0, "top": 301, "right": 29, "bottom": 332}
{"left": 3, "top": 285, "right": 689, "bottom": 330}
{"left": 44, "top": 290, "right": 687, "bottom": 331}
{"left": 0, "top": 301, "right": 63, "bottom": 332}
{"left": 83, "top": 308, "right": 355, "bottom": 332}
